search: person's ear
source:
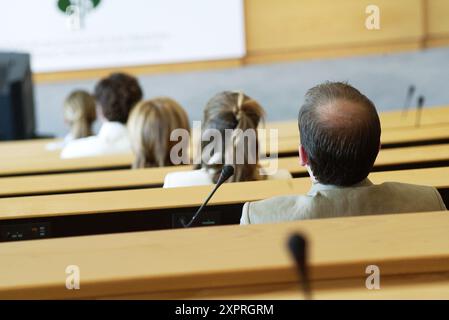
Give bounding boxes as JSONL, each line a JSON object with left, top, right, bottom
{"left": 299, "top": 145, "right": 309, "bottom": 167}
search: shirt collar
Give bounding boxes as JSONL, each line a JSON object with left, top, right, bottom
{"left": 98, "top": 121, "right": 128, "bottom": 139}
{"left": 308, "top": 178, "right": 373, "bottom": 195}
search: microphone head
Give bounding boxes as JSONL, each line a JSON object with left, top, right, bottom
{"left": 288, "top": 233, "right": 307, "bottom": 264}
{"left": 217, "top": 165, "right": 234, "bottom": 185}
{"left": 418, "top": 95, "right": 425, "bottom": 107}
{"left": 288, "top": 233, "right": 311, "bottom": 299}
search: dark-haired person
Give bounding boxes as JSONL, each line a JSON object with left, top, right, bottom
{"left": 241, "top": 82, "right": 446, "bottom": 224}
{"left": 61, "top": 73, "right": 143, "bottom": 158}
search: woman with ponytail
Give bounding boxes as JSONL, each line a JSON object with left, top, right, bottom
{"left": 163, "top": 91, "right": 291, "bottom": 188}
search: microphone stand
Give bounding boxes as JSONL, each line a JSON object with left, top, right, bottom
{"left": 415, "top": 95, "right": 425, "bottom": 128}
{"left": 402, "top": 85, "right": 416, "bottom": 118}
{"left": 180, "top": 165, "right": 234, "bottom": 228}
{"left": 180, "top": 185, "right": 220, "bottom": 228}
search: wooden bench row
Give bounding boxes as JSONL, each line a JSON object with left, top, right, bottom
{"left": 266, "top": 104, "right": 449, "bottom": 138}
{"left": 1, "top": 106, "right": 448, "bottom": 299}
{"left": 1, "top": 106, "right": 449, "bottom": 175}
{"left": 0, "top": 166, "right": 448, "bottom": 243}
{"left": 1, "top": 123, "right": 449, "bottom": 178}
{"left": 1, "top": 211, "right": 448, "bottom": 299}
{"left": 0, "top": 143, "right": 448, "bottom": 197}
{"left": 2, "top": 104, "right": 448, "bottom": 158}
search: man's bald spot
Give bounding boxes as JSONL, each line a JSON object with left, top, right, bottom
{"left": 315, "top": 98, "right": 371, "bottom": 129}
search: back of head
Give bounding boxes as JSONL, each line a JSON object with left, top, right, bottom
{"left": 94, "top": 73, "right": 143, "bottom": 124}
{"left": 298, "top": 82, "right": 381, "bottom": 186}
{"left": 64, "top": 90, "right": 97, "bottom": 139}
{"left": 167, "top": 97, "right": 191, "bottom": 133}
{"left": 200, "top": 91, "right": 265, "bottom": 183}
{"left": 127, "top": 97, "right": 190, "bottom": 168}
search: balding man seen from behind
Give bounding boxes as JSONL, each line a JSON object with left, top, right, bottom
{"left": 241, "top": 82, "right": 446, "bottom": 225}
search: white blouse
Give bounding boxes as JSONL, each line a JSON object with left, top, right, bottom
{"left": 45, "top": 133, "right": 74, "bottom": 151}
{"left": 163, "top": 167, "right": 292, "bottom": 188}
{"left": 60, "top": 121, "right": 131, "bottom": 159}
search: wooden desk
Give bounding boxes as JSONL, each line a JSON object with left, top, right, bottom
{"left": 0, "top": 178, "right": 298, "bottom": 242}
{"left": 272, "top": 124, "right": 449, "bottom": 156}
{"left": 1, "top": 211, "right": 448, "bottom": 299}
{"left": 0, "top": 153, "right": 134, "bottom": 177}
{"left": 1, "top": 143, "right": 449, "bottom": 197}
{"left": 1, "top": 105, "right": 446, "bottom": 154}
{"left": 0, "top": 110, "right": 448, "bottom": 177}
{"left": 378, "top": 105, "right": 449, "bottom": 129}
{"left": 0, "top": 166, "right": 448, "bottom": 243}
{"left": 0, "top": 178, "right": 299, "bottom": 221}
{"left": 0, "top": 166, "right": 445, "bottom": 220}
{"left": 1, "top": 106, "right": 448, "bottom": 174}
{"left": 266, "top": 105, "right": 449, "bottom": 139}
{"left": 0, "top": 138, "right": 55, "bottom": 155}
{"left": 0, "top": 165, "right": 191, "bottom": 197}
{"left": 146, "top": 271, "right": 449, "bottom": 300}
{"left": 1, "top": 139, "right": 449, "bottom": 179}
{"left": 381, "top": 124, "right": 449, "bottom": 147}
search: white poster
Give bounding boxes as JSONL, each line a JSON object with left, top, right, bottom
{"left": 0, "top": 0, "right": 245, "bottom": 72}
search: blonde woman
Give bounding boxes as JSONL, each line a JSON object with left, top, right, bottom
{"left": 47, "top": 90, "right": 96, "bottom": 151}
{"left": 163, "top": 91, "right": 291, "bottom": 188}
{"left": 127, "top": 97, "right": 190, "bottom": 168}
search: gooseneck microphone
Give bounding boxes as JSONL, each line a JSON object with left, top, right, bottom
{"left": 287, "top": 233, "right": 311, "bottom": 299}
{"left": 180, "top": 165, "right": 234, "bottom": 228}
{"left": 402, "top": 85, "right": 416, "bottom": 117}
{"left": 415, "top": 95, "right": 425, "bottom": 128}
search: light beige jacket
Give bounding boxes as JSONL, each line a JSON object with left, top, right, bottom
{"left": 241, "top": 179, "right": 447, "bottom": 224}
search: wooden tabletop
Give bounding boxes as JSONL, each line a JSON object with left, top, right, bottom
{"left": 266, "top": 104, "right": 449, "bottom": 138}
{"left": 0, "top": 106, "right": 448, "bottom": 177}
{"left": 272, "top": 124, "right": 449, "bottom": 154}
{"left": 0, "top": 153, "right": 134, "bottom": 177}
{"left": 1, "top": 104, "right": 447, "bottom": 157}
{"left": 2, "top": 132, "right": 448, "bottom": 178}
{"left": 9, "top": 104, "right": 439, "bottom": 152}
{"left": 1, "top": 211, "right": 448, "bottom": 299}
{"left": 0, "top": 165, "right": 191, "bottom": 197}
{"left": 0, "top": 138, "right": 55, "bottom": 155}
{"left": 0, "top": 166, "right": 447, "bottom": 221}
{"left": 1, "top": 143, "right": 449, "bottom": 197}
{"left": 0, "top": 178, "right": 301, "bottom": 220}
{"left": 117, "top": 271, "right": 449, "bottom": 300}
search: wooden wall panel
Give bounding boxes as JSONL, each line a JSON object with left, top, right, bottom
{"left": 427, "top": 0, "right": 449, "bottom": 36}
{"left": 426, "top": 0, "right": 449, "bottom": 47}
{"left": 245, "top": 0, "right": 424, "bottom": 53}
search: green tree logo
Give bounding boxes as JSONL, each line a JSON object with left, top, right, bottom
{"left": 57, "top": 0, "right": 101, "bottom": 30}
